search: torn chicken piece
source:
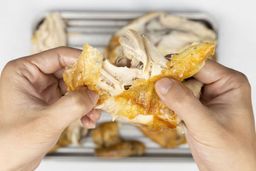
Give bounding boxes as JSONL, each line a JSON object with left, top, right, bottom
{"left": 32, "top": 12, "right": 67, "bottom": 53}
{"left": 95, "top": 141, "right": 145, "bottom": 158}
{"left": 63, "top": 31, "right": 215, "bottom": 130}
{"left": 91, "top": 122, "right": 145, "bottom": 158}
{"left": 105, "top": 13, "right": 215, "bottom": 98}
{"left": 103, "top": 12, "right": 216, "bottom": 146}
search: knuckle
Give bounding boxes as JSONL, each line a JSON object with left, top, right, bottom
{"left": 68, "top": 92, "right": 91, "bottom": 111}
{"left": 5, "top": 60, "right": 16, "bottom": 67}
{"left": 229, "top": 71, "right": 250, "bottom": 89}
{"left": 168, "top": 83, "right": 194, "bottom": 107}
{"left": 2, "top": 60, "right": 18, "bottom": 73}
{"left": 233, "top": 71, "right": 248, "bottom": 82}
{"left": 55, "top": 46, "right": 70, "bottom": 52}
{"left": 69, "top": 93, "right": 85, "bottom": 105}
{"left": 1, "top": 60, "right": 21, "bottom": 80}
{"left": 182, "top": 89, "right": 195, "bottom": 103}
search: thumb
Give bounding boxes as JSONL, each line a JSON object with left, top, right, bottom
{"left": 43, "top": 87, "right": 98, "bottom": 130}
{"left": 155, "top": 78, "right": 211, "bottom": 132}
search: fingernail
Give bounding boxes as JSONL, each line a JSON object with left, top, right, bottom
{"left": 65, "top": 57, "right": 77, "bottom": 65}
{"left": 80, "top": 115, "right": 96, "bottom": 129}
{"left": 87, "top": 90, "right": 99, "bottom": 104}
{"left": 155, "top": 78, "right": 173, "bottom": 95}
{"left": 89, "top": 123, "right": 96, "bottom": 129}
{"left": 86, "top": 121, "right": 96, "bottom": 129}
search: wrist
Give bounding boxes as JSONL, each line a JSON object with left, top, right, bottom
{"left": 0, "top": 149, "right": 33, "bottom": 171}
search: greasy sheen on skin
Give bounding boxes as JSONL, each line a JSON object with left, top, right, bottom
{"left": 63, "top": 37, "right": 215, "bottom": 130}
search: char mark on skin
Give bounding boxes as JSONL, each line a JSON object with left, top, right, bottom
{"left": 189, "top": 19, "right": 214, "bottom": 30}
{"left": 136, "top": 61, "right": 144, "bottom": 69}
{"left": 124, "top": 85, "right": 132, "bottom": 90}
{"left": 115, "top": 57, "right": 132, "bottom": 67}
{"left": 164, "top": 53, "right": 178, "bottom": 60}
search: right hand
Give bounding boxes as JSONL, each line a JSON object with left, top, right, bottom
{"left": 155, "top": 60, "right": 256, "bottom": 171}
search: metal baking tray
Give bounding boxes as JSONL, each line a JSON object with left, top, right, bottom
{"left": 38, "top": 10, "right": 217, "bottom": 160}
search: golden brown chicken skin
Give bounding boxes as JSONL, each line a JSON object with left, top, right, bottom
{"left": 95, "top": 140, "right": 145, "bottom": 158}
{"left": 63, "top": 39, "right": 215, "bottom": 130}
{"left": 91, "top": 122, "right": 145, "bottom": 158}
{"left": 91, "top": 122, "right": 122, "bottom": 148}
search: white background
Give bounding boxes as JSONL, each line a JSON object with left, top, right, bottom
{"left": 0, "top": 0, "right": 256, "bottom": 170}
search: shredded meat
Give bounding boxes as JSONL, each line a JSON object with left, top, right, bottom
{"left": 63, "top": 30, "right": 215, "bottom": 130}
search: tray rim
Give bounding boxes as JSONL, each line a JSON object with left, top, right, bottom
{"left": 33, "top": 10, "right": 218, "bottom": 159}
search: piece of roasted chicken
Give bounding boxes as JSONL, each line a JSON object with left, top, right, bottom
{"left": 91, "top": 122, "right": 145, "bottom": 158}
{"left": 32, "top": 12, "right": 67, "bottom": 53}
{"left": 104, "top": 12, "right": 216, "bottom": 147}
{"left": 95, "top": 140, "right": 145, "bottom": 158}
{"left": 63, "top": 30, "right": 215, "bottom": 130}
{"left": 91, "top": 122, "right": 122, "bottom": 148}
{"left": 105, "top": 12, "right": 216, "bottom": 101}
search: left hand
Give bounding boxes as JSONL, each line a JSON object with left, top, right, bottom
{"left": 0, "top": 47, "right": 101, "bottom": 171}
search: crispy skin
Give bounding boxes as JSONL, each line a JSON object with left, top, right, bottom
{"left": 63, "top": 44, "right": 102, "bottom": 92}
{"left": 95, "top": 140, "right": 145, "bottom": 158}
{"left": 106, "top": 35, "right": 120, "bottom": 65}
{"left": 91, "top": 122, "right": 122, "bottom": 148}
{"left": 102, "top": 12, "right": 216, "bottom": 147}
{"left": 106, "top": 42, "right": 215, "bottom": 129}
{"left": 63, "top": 44, "right": 108, "bottom": 104}
{"left": 63, "top": 42, "right": 215, "bottom": 129}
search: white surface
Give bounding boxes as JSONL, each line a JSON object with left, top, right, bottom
{"left": 37, "top": 159, "right": 197, "bottom": 171}
{"left": 0, "top": 0, "right": 256, "bottom": 170}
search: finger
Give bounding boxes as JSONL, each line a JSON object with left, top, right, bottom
{"left": 194, "top": 60, "right": 232, "bottom": 84}
{"left": 58, "top": 79, "right": 67, "bottom": 95}
{"left": 81, "top": 116, "right": 96, "bottom": 129}
{"left": 3, "top": 48, "right": 80, "bottom": 95}
{"left": 43, "top": 87, "right": 99, "bottom": 130}
{"left": 26, "top": 47, "right": 81, "bottom": 74}
{"left": 54, "top": 68, "right": 65, "bottom": 79}
{"left": 155, "top": 78, "right": 213, "bottom": 132}
{"left": 194, "top": 60, "right": 250, "bottom": 102}
{"left": 80, "top": 109, "right": 101, "bottom": 128}
{"left": 86, "top": 109, "right": 101, "bottom": 122}
{"left": 182, "top": 79, "right": 203, "bottom": 98}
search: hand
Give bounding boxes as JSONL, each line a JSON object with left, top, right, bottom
{"left": 0, "top": 47, "right": 100, "bottom": 171}
{"left": 155, "top": 60, "right": 256, "bottom": 171}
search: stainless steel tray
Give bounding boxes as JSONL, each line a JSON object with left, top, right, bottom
{"left": 39, "top": 10, "right": 217, "bottom": 160}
